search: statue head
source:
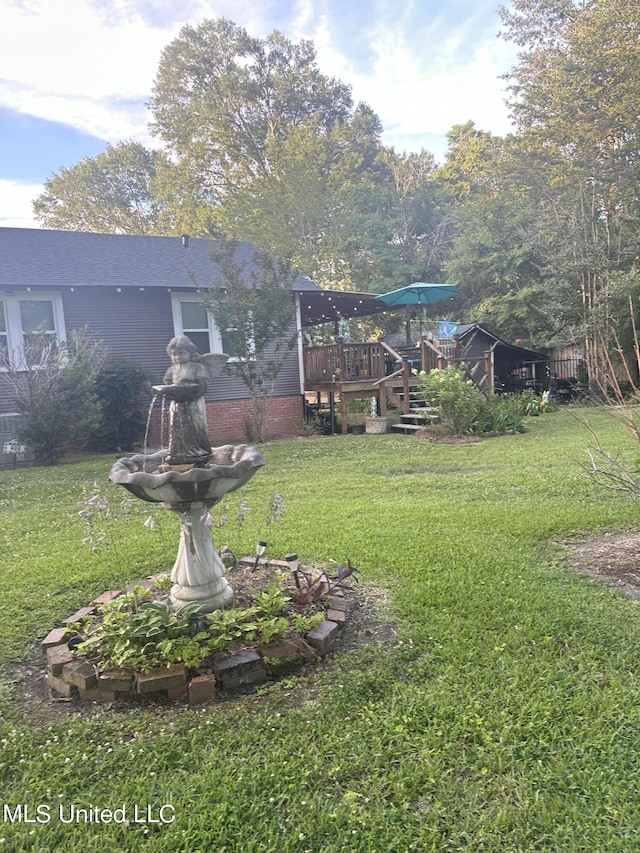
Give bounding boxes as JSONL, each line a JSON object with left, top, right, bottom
{"left": 167, "top": 335, "right": 198, "bottom": 361}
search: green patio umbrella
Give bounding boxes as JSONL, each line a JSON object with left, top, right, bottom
{"left": 376, "top": 282, "right": 463, "bottom": 343}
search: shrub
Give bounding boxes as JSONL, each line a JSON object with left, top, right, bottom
{"left": 2, "top": 329, "right": 105, "bottom": 465}
{"left": 93, "top": 356, "right": 151, "bottom": 451}
{"left": 485, "top": 396, "right": 526, "bottom": 433}
{"left": 418, "top": 367, "right": 489, "bottom": 435}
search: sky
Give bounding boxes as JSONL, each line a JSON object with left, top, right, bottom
{"left": 0, "top": 0, "right": 519, "bottom": 229}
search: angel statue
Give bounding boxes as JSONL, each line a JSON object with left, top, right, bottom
{"left": 152, "top": 335, "right": 228, "bottom": 466}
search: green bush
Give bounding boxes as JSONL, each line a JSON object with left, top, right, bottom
{"left": 93, "top": 356, "right": 151, "bottom": 451}
{"left": 4, "top": 330, "right": 104, "bottom": 465}
{"left": 418, "top": 366, "right": 489, "bottom": 435}
{"left": 418, "top": 370, "right": 545, "bottom": 435}
{"left": 485, "top": 395, "right": 526, "bottom": 433}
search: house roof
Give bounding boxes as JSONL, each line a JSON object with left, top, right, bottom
{"left": 0, "top": 227, "right": 395, "bottom": 327}
{"left": 454, "top": 323, "right": 547, "bottom": 361}
{"left": 0, "top": 227, "right": 319, "bottom": 293}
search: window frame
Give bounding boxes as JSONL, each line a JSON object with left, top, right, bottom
{"left": 0, "top": 291, "right": 66, "bottom": 368}
{"left": 170, "top": 293, "right": 244, "bottom": 362}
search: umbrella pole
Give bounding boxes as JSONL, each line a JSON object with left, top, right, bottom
{"left": 405, "top": 305, "right": 411, "bottom": 345}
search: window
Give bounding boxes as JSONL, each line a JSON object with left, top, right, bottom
{"left": 171, "top": 294, "right": 242, "bottom": 360}
{"left": 216, "top": 306, "right": 242, "bottom": 360}
{"left": 0, "top": 292, "right": 66, "bottom": 366}
{"left": 177, "top": 299, "right": 211, "bottom": 356}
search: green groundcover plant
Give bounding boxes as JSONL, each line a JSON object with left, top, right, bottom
{"left": 71, "top": 577, "right": 325, "bottom": 674}
{"left": 1, "top": 408, "right": 640, "bottom": 851}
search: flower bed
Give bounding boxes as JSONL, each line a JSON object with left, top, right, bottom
{"left": 40, "top": 559, "right": 354, "bottom": 705}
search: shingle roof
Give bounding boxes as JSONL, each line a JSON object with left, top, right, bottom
{"left": 455, "top": 323, "right": 546, "bottom": 360}
{"left": 0, "top": 227, "right": 319, "bottom": 292}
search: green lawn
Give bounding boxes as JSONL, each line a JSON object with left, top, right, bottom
{"left": 1, "top": 408, "right": 640, "bottom": 851}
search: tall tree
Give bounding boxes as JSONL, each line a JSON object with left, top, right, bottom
{"left": 433, "top": 121, "right": 503, "bottom": 204}
{"left": 217, "top": 104, "right": 387, "bottom": 287}
{"left": 499, "top": 0, "right": 640, "bottom": 358}
{"left": 32, "top": 141, "right": 173, "bottom": 234}
{"left": 148, "top": 19, "right": 354, "bottom": 208}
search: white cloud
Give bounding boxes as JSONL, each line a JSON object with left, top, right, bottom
{"left": 0, "top": 179, "right": 42, "bottom": 228}
{"left": 0, "top": 0, "right": 308, "bottom": 143}
{"left": 290, "top": 0, "right": 517, "bottom": 159}
{"left": 1, "top": 0, "right": 518, "bottom": 166}
{"left": 0, "top": 0, "right": 187, "bottom": 141}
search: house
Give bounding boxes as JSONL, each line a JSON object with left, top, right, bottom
{"left": 0, "top": 228, "right": 358, "bottom": 458}
{"left": 0, "top": 227, "right": 396, "bottom": 459}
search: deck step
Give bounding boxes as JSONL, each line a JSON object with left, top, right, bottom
{"left": 409, "top": 407, "right": 440, "bottom": 421}
{"left": 390, "top": 421, "right": 424, "bottom": 433}
{"left": 391, "top": 407, "right": 441, "bottom": 434}
{"left": 390, "top": 422, "right": 424, "bottom": 433}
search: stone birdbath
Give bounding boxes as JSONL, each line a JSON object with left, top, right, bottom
{"left": 108, "top": 336, "right": 265, "bottom": 613}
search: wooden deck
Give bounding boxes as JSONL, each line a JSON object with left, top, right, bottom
{"left": 303, "top": 335, "right": 556, "bottom": 434}
{"left": 303, "top": 340, "right": 448, "bottom": 433}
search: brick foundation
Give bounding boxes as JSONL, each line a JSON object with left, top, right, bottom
{"left": 146, "top": 394, "right": 303, "bottom": 445}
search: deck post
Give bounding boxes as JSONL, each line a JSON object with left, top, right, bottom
{"left": 378, "top": 386, "right": 387, "bottom": 416}
{"left": 486, "top": 351, "right": 494, "bottom": 395}
{"left": 339, "top": 385, "right": 348, "bottom": 434}
{"left": 402, "top": 359, "right": 410, "bottom": 414}
{"left": 338, "top": 341, "right": 346, "bottom": 380}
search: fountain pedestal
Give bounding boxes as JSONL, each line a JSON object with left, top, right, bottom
{"left": 109, "top": 337, "right": 265, "bottom": 614}
{"left": 109, "top": 444, "right": 265, "bottom": 613}
{"left": 167, "top": 500, "right": 234, "bottom": 612}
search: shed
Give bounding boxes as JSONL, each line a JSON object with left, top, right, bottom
{"left": 454, "top": 324, "right": 549, "bottom": 393}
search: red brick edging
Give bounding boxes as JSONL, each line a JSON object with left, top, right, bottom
{"left": 41, "top": 561, "right": 350, "bottom": 706}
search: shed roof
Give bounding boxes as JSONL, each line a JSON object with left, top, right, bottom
{"left": 455, "top": 323, "right": 547, "bottom": 361}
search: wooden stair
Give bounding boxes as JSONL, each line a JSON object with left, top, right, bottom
{"left": 390, "top": 407, "right": 440, "bottom": 435}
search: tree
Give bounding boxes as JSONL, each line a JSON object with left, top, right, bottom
{"left": 149, "top": 19, "right": 354, "bottom": 208}
{"left": 199, "top": 241, "right": 297, "bottom": 443}
{"left": 381, "top": 148, "right": 455, "bottom": 287}
{"left": 499, "top": 0, "right": 640, "bottom": 358}
{"left": 217, "top": 104, "right": 387, "bottom": 285}
{"left": 1, "top": 330, "right": 105, "bottom": 465}
{"left": 93, "top": 357, "right": 151, "bottom": 452}
{"left": 32, "top": 142, "right": 174, "bottom": 234}
{"left": 433, "top": 122, "right": 504, "bottom": 205}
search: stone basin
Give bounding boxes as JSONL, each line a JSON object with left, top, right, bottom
{"left": 108, "top": 444, "right": 265, "bottom": 507}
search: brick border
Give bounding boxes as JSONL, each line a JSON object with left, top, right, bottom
{"left": 41, "top": 562, "right": 351, "bottom": 706}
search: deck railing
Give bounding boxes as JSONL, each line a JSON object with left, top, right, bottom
{"left": 303, "top": 342, "right": 392, "bottom": 383}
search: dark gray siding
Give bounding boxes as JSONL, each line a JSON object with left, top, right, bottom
{"left": 0, "top": 287, "right": 302, "bottom": 415}
{"left": 62, "top": 285, "right": 175, "bottom": 381}
{"left": 0, "top": 376, "right": 15, "bottom": 412}
{"left": 63, "top": 287, "right": 301, "bottom": 399}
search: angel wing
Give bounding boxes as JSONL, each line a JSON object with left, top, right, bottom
{"left": 194, "top": 352, "right": 230, "bottom": 380}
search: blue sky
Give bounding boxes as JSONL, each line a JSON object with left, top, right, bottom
{"left": 0, "top": 0, "right": 518, "bottom": 228}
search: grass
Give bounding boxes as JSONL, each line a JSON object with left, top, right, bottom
{"left": 1, "top": 407, "right": 640, "bottom": 851}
